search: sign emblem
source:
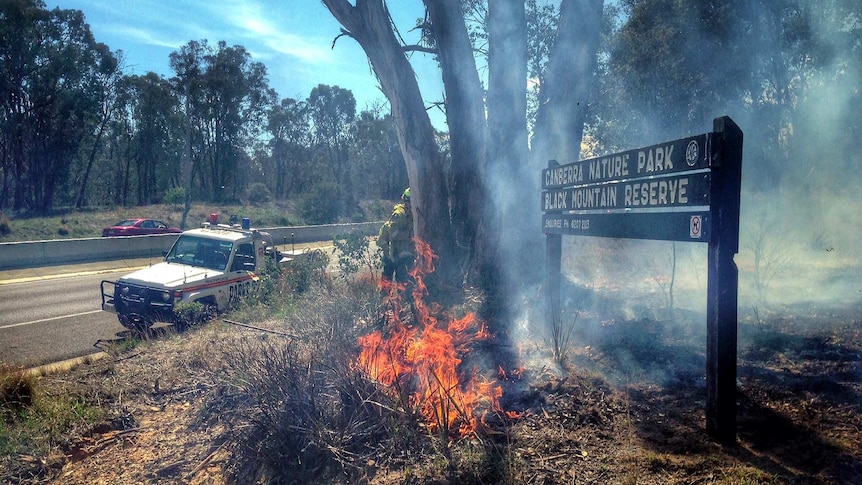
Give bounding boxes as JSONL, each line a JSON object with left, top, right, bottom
{"left": 690, "top": 215, "right": 702, "bottom": 238}
{"left": 686, "top": 140, "right": 699, "bottom": 167}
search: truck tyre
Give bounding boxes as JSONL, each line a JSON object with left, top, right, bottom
{"left": 118, "top": 313, "right": 153, "bottom": 333}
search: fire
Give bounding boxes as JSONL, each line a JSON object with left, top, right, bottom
{"left": 358, "top": 239, "right": 507, "bottom": 436}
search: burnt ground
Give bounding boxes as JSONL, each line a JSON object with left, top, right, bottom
{"left": 3, "top": 299, "right": 861, "bottom": 484}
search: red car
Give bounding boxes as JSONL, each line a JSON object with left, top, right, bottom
{"left": 102, "top": 219, "right": 182, "bottom": 237}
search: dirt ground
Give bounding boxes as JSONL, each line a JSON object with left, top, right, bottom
{"left": 6, "top": 300, "right": 862, "bottom": 484}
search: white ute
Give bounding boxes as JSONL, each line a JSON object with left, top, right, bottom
{"left": 101, "top": 219, "right": 287, "bottom": 331}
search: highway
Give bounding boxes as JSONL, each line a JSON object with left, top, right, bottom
{"left": 0, "top": 266, "right": 146, "bottom": 368}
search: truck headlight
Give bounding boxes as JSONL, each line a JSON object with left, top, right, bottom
{"left": 161, "top": 291, "right": 171, "bottom": 302}
{"left": 120, "top": 285, "right": 130, "bottom": 295}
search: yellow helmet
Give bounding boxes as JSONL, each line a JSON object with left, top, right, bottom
{"left": 402, "top": 188, "right": 410, "bottom": 201}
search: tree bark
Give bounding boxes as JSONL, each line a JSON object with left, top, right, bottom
{"left": 486, "top": 0, "right": 529, "bottom": 295}
{"left": 480, "top": 0, "right": 530, "bottom": 371}
{"left": 531, "top": 0, "right": 603, "bottom": 169}
{"left": 423, "top": 0, "right": 489, "bottom": 284}
{"left": 323, "top": 0, "right": 456, "bottom": 282}
{"left": 322, "top": 0, "right": 604, "bottom": 312}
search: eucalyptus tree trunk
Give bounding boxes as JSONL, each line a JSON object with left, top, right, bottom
{"left": 531, "top": 0, "right": 603, "bottom": 172}
{"left": 322, "top": 0, "right": 457, "bottom": 284}
{"left": 485, "top": 0, "right": 530, "bottom": 314}
{"left": 423, "top": 0, "right": 489, "bottom": 283}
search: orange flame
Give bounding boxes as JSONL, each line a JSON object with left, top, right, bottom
{"left": 359, "top": 238, "right": 508, "bottom": 436}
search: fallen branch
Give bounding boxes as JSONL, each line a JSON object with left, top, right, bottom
{"left": 222, "top": 319, "right": 297, "bottom": 338}
{"left": 540, "top": 453, "right": 569, "bottom": 461}
{"left": 184, "top": 441, "right": 228, "bottom": 480}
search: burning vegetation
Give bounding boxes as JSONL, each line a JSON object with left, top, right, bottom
{"left": 358, "top": 239, "right": 513, "bottom": 438}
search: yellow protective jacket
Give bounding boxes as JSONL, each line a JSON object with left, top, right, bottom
{"left": 377, "top": 203, "right": 414, "bottom": 261}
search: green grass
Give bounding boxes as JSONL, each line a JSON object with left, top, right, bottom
{"left": 1, "top": 365, "right": 104, "bottom": 470}
{"left": 0, "top": 202, "right": 305, "bottom": 243}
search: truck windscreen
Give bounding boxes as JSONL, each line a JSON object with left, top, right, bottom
{"left": 165, "top": 235, "right": 234, "bottom": 270}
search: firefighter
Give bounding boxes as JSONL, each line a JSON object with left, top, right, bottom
{"left": 377, "top": 188, "right": 415, "bottom": 287}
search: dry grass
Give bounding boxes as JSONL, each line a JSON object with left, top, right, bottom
{"left": 0, "top": 365, "right": 36, "bottom": 410}
{"left": 1, "top": 273, "right": 860, "bottom": 484}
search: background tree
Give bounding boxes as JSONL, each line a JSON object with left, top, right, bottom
{"left": 0, "top": 2, "right": 410, "bottom": 219}
{"left": 122, "top": 73, "right": 184, "bottom": 205}
{"left": 587, "top": 0, "right": 862, "bottom": 266}
{"left": 323, "top": 0, "right": 456, "bottom": 281}
{"left": 72, "top": 49, "right": 123, "bottom": 209}
{"left": 591, "top": 0, "right": 862, "bottom": 184}
{"left": 0, "top": 0, "right": 118, "bottom": 213}
{"left": 349, "top": 110, "right": 407, "bottom": 201}
{"left": 200, "top": 41, "right": 277, "bottom": 202}
{"left": 170, "top": 40, "right": 277, "bottom": 204}
{"left": 266, "top": 98, "right": 312, "bottom": 200}
{"left": 307, "top": 84, "right": 357, "bottom": 213}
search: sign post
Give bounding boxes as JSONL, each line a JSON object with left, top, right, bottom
{"left": 542, "top": 116, "right": 743, "bottom": 444}
{"left": 705, "top": 117, "right": 743, "bottom": 444}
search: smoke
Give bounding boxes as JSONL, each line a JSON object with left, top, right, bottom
{"left": 502, "top": 1, "right": 861, "bottom": 385}
{"left": 581, "top": 1, "right": 860, "bottom": 310}
{"left": 730, "top": 5, "right": 862, "bottom": 308}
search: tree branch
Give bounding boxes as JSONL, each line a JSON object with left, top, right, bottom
{"left": 331, "top": 29, "right": 355, "bottom": 49}
{"left": 402, "top": 44, "right": 436, "bottom": 54}
{"left": 321, "top": 0, "right": 358, "bottom": 32}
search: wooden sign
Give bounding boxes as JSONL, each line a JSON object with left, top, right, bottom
{"left": 543, "top": 116, "right": 743, "bottom": 444}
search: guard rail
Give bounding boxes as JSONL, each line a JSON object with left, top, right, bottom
{"left": 0, "top": 222, "right": 382, "bottom": 270}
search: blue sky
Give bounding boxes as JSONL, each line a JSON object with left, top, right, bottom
{"left": 43, "top": 0, "right": 444, "bottom": 121}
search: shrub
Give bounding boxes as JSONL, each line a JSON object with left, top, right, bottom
{"left": 164, "top": 186, "right": 187, "bottom": 206}
{"left": 298, "top": 182, "right": 341, "bottom": 224}
{"left": 0, "top": 371, "right": 104, "bottom": 482}
{"left": 332, "top": 231, "right": 379, "bottom": 277}
{"left": 212, "top": 279, "right": 424, "bottom": 483}
{"left": 248, "top": 251, "right": 286, "bottom": 304}
{"left": 246, "top": 183, "right": 272, "bottom": 206}
{"left": 365, "top": 199, "right": 390, "bottom": 220}
{"left": 173, "top": 301, "right": 212, "bottom": 328}
{"left": 0, "top": 215, "right": 11, "bottom": 236}
{"left": 0, "top": 365, "right": 35, "bottom": 410}
{"left": 282, "top": 249, "right": 330, "bottom": 294}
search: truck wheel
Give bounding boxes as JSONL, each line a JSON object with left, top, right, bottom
{"left": 202, "top": 301, "right": 219, "bottom": 322}
{"left": 173, "top": 317, "right": 189, "bottom": 332}
{"left": 118, "top": 313, "right": 152, "bottom": 333}
{"left": 177, "top": 299, "right": 218, "bottom": 328}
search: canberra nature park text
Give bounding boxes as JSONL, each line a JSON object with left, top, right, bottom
{"left": 543, "top": 144, "right": 676, "bottom": 188}
{"left": 541, "top": 138, "right": 711, "bottom": 212}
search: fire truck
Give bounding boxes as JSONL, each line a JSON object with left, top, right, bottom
{"left": 100, "top": 217, "right": 288, "bottom": 331}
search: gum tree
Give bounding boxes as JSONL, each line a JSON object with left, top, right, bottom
{"left": 321, "top": 0, "right": 604, "bottom": 354}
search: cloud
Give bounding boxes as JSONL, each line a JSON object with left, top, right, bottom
{"left": 102, "top": 25, "right": 192, "bottom": 50}
{"left": 71, "top": 0, "right": 332, "bottom": 64}
{"left": 202, "top": 0, "right": 332, "bottom": 64}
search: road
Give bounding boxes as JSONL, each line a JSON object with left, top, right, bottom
{"left": 0, "top": 267, "right": 142, "bottom": 368}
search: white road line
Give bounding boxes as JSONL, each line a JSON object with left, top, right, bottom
{"left": 0, "top": 267, "right": 146, "bottom": 286}
{"left": 0, "top": 310, "right": 103, "bottom": 330}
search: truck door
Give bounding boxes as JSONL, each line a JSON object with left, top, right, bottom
{"left": 230, "top": 243, "right": 256, "bottom": 273}
{"left": 227, "top": 242, "right": 256, "bottom": 307}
